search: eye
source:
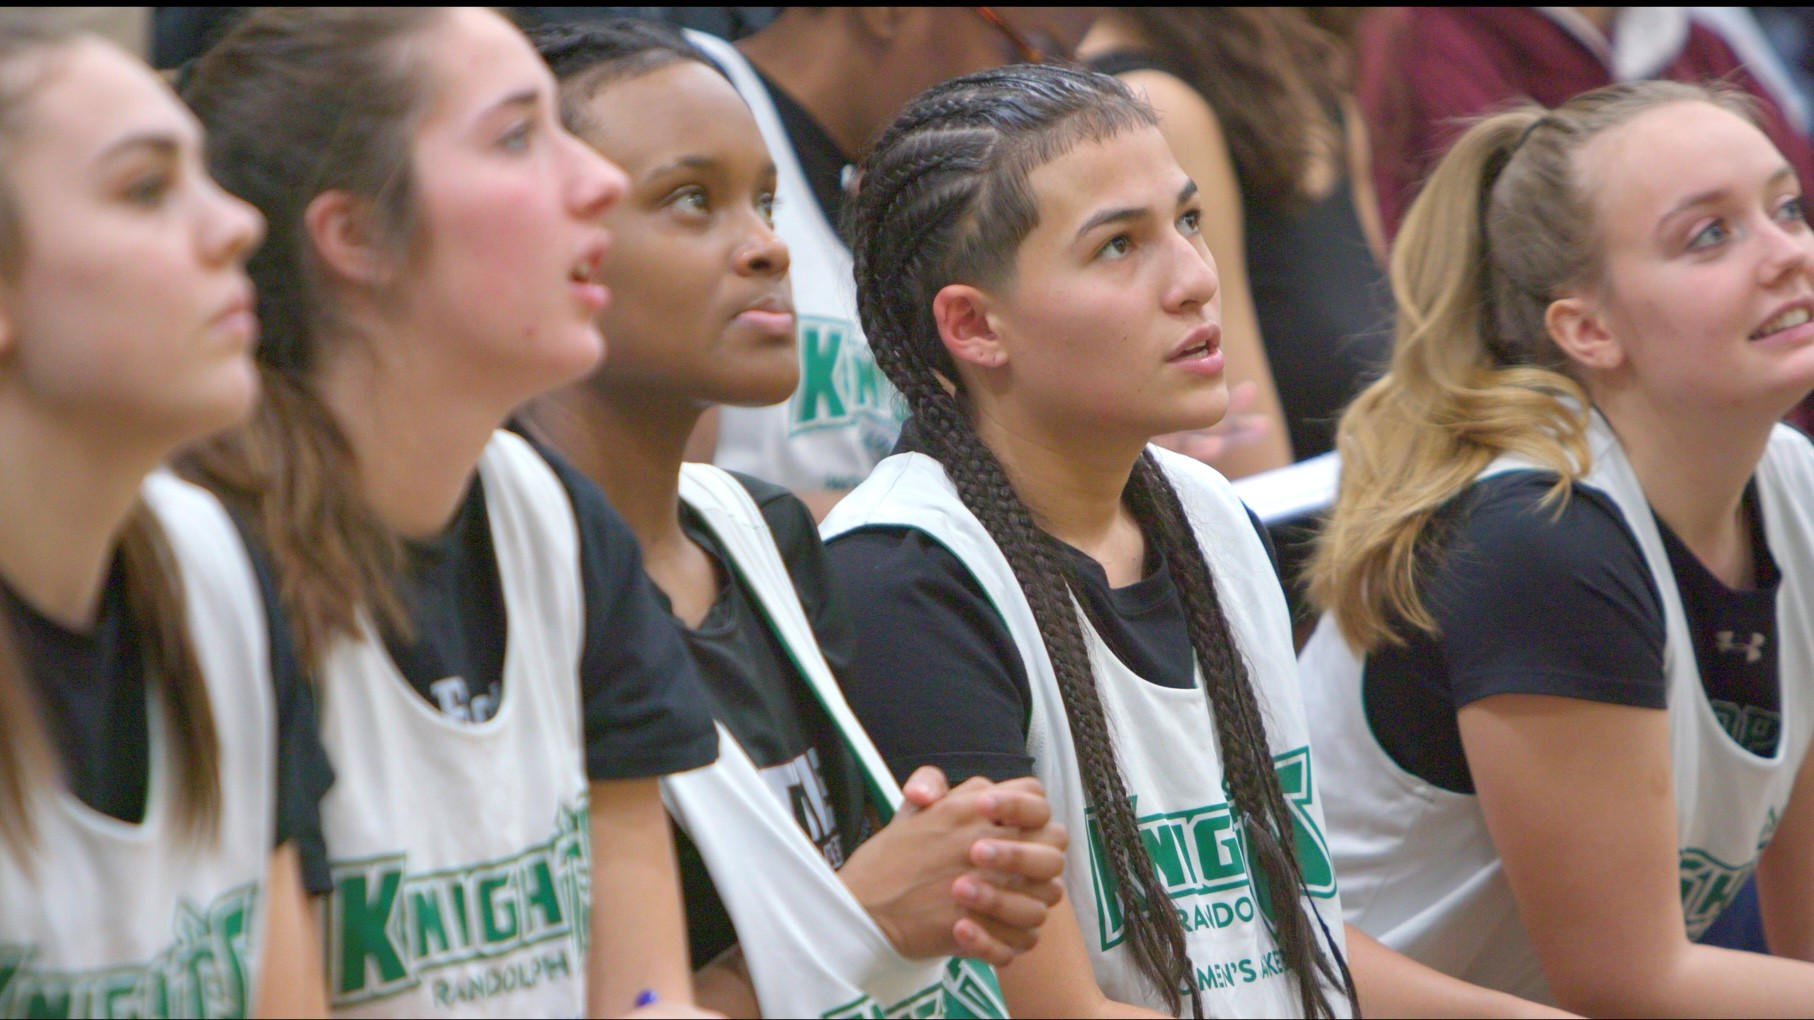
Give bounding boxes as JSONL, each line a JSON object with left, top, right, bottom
{"left": 1178, "top": 208, "right": 1202, "bottom": 236}
{"left": 1776, "top": 194, "right": 1807, "bottom": 227}
{"left": 1687, "top": 218, "right": 1730, "bottom": 252}
{"left": 1095, "top": 233, "right": 1133, "bottom": 261}
{"left": 667, "top": 185, "right": 711, "bottom": 218}
{"left": 498, "top": 119, "right": 533, "bottom": 153}
{"left": 122, "top": 171, "right": 172, "bottom": 208}
{"left": 757, "top": 190, "right": 776, "bottom": 227}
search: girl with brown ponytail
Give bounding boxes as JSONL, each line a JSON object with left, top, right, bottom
{"left": 1303, "top": 80, "right": 1814, "bottom": 1013}
{"left": 0, "top": 17, "right": 329, "bottom": 1015}
{"left": 180, "top": 8, "right": 720, "bottom": 1017}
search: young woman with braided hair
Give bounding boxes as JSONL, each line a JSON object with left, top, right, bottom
{"left": 1302, "top": 80, "right": 1814, "bottom": 1014}
{"left": 825, "top": 64, "right": 1562, "bottom": 1018}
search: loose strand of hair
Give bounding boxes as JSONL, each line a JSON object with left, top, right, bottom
{"left": 118, "top": 501, "right": 221, "bottom": 844}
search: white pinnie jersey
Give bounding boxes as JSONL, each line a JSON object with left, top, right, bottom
{"left": 824, "top": 448, "right": 1352, "bottom": 1017}
{"left": 684, "top": 30, "right": 906, "bottom": 493}
{"left": 665, "top": 464, "right": 1006, "bottom": 1019}
{"left": 1302, "top": 413, "right": 1814, "bottom": 1003}
{"left": 0, "top": 473, "right": 277, "bottom": 1019}
{"left": 316, "top": 431, "right": 592, "bottom": 1017}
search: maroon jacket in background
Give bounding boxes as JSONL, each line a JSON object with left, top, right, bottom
{"left": 1358, "top": 7, "right": 1814, "bottom": 240}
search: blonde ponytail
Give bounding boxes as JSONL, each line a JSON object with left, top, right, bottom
{"left": 1308, "top": 80, "right": 1755, "bottom": 651}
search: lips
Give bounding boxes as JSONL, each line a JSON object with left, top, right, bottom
{"left": 733, "top": 294, "right": 795, "bottom": 337}
{"left": 1168, "top": 323, "right": 1221, "bottom": 362}
{"left": 1750, "top": 300, "right": 1814, "bottom": 340}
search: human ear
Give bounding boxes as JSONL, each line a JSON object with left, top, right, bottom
{"left": 303, "top": 190, "right": 396, "bottom": 287}
{"left": 933, "top": 284, "right": 1007, "bottom": 370}
{"left": 1545, "top": 294, "right": 1625, "bottom": 372}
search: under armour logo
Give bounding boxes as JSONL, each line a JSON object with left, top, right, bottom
{"left": 1716, "top": 630, "right": 1767, "bottom": 664}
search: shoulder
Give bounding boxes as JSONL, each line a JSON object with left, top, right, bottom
{"left": 826, "top": 524, "right": 980, "bottom": 599}
{"left": 724, "top": 469, "right": 821, "bottom": 558}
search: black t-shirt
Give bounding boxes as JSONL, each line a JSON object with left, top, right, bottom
{"left": 6, "top": 528, "right": 336, "bottom": 892}
{"left": 659, "top": 472, "right": 868, "bottom": 968}
{"left": 276, "top": 437, "right": 719, "bottom": 887}
{"left": 826, "top": 491, "right": 1281, "bottom": 787}
{"left": 1363, "top": 471, "right": 1786, "bottom": 795}
{"left": 749, "top": 65, "right": 853, "bottom": 233}
{"left": 373, "top": 437, "right": 719, "bottom": 777}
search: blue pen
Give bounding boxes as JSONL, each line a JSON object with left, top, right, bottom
{"left": 634, "top": 989, "right": 658, "bottom": 1009}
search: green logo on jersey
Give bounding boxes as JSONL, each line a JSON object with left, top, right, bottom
{"left": 1680, "top": 808, "right": 1779, "bottom": 940}
{"left": 820, "top": 957, "right": 1007, "bottom": 1019}
{"left": 1085, "top": 746, "right": 1336, "bottom": 952}
{"left": 327, "top": 798, "right": 590, "bottom": 1009}
{"left": 0, "top": 883, "right": 257, "bottom": 1018}
{"left": 789, "top": 317, "right": 896, "bottom": 435}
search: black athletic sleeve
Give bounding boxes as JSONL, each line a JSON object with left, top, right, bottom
{"left": 1425, "top": 472, "right": 1668, "bottom": 708}
{"left": 536, "top": 445, "right": 720, "bottom": 780}
{"left": 734, "top": 471, "right": 857, "bottom": 681}
{"left": 825, "top": 527, "right": 1036, "bottom": 785}
{"left": 234, "top": 520, "right": 337, "bottom": 896}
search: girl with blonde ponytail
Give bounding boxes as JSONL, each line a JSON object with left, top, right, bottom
{"left": 0, "top": 18, "right": 329, "bottom": 1015}
{"left": 1304, "top": 79, "right": 1814, "bottom": 1013}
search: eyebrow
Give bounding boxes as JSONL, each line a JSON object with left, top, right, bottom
{"left": 1658, "top": 165, "right": 1796, "bottom": 229}
{"left": 96, "top": 132, "right": 180, "bottom": 166}
{"left": 645, "top": 154, "right": 721, "bottom": 178}
{"left": 482, "top": 87, "right": 540, "bottom": 121}
{"left": 1073, "top": 179, "right": 1199, "bottom": 241}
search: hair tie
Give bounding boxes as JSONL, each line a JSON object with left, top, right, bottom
{"left": 1513, "top": 116, "right": 1549, "bottom": 153}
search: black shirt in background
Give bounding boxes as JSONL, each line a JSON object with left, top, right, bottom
{"left": 748, "top": 64, "right": 854, "bottom": 233}
{"left": 660, "top": 471, "right": 868, "bottom": 968}
{"left": 826, "top": 486, "right": 1281, "bottom": 788}
{"left": 6, "top": 530, "right": 337, "bottom": 892}
{"left": 1363, "top": 471, "right": 1787, "bottom": 795}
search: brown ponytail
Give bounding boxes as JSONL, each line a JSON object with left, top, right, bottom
{"left": 179, "top": 8, "right": 445, "bottom": 668}
{"left": 0, "top": 20, "right": 219, "bottom": 852}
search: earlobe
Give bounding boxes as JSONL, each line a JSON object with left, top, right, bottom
{"left": 1545, "top": 295, "right": 1625, "bottom": 372}
{"left": 933, "top": 285, "right": 1007, "bottom": 370}
{"left": 303, "top": 190, "right": 394, "bottom": 287}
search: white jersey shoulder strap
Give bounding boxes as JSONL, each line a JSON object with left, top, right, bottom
{"left": 678, "top": 464, "right": 903, "bottom": 814}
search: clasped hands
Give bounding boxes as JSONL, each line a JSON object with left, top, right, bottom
{"left": 838, "top": 768, "right": 1068, "bottom": 967}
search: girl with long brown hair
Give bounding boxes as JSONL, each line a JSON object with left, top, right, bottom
{"left": 0, "top": 18, "right": 328, "bottom": 1016}
{"left": 181, "top": 8, "right": 719, "bottom": 1016}
{"left": 1304, "top": 80, "right": 1814, "bottom": 1013}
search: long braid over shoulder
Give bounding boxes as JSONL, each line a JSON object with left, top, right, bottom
{"left": 846, "top": 64, "right": 1350, "bottom": 1017}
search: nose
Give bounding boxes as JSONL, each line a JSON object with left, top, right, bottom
{"left": 734, "top": 216, "right": 790, "bottom": 279}
{"left": 565, "top": 129, "right": 628, "bottom": 221}
{"left": 1165, "top": 229, "right": 1219, "bottom": 315}
{"left": 1757, "top": 211, "right": 1814, "bottom": 287}
{"left": 199, "top": 172, "right": 265, "bottom": 268}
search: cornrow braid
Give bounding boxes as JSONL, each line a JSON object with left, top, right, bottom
{"left": 848, "top": 64, "right": 1351, "bottom": 1017}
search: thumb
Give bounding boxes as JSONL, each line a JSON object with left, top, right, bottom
{"left": 900, "top": 765, "right": 950, "bottom": 810}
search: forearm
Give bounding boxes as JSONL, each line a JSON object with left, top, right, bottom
{"left": 586, "top": 779, "right": 696, "bottom": 1015}
{"left": 693, "top": 945, "right": 760, "bottom": 1020}
{"left": 1344, "top": 925, "right": 1571, "bottom": 1019}
{"left": 1555, "top": 941, "right": 1814, "bottom": 1018}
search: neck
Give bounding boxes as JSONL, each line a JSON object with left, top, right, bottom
{"left": 738, "top": 14, "right": 873, "bottom": 159}
{"left": 1594, "top": 383, "right": 1776, "bottom": 572}
{"left": 533, "top": 382, "right": 698, "bottom": 563}
{"left": 315, "top": 332, "right": 502, "bottom": 540}
{"left": 973, "top": 405, "right": 1143, "bottom": 554}
{"left": 0, "top": 397, "right": 161, "bottom": 629}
